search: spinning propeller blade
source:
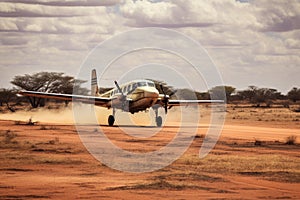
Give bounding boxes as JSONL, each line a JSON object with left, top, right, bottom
{"left": 114, "top": 81, "right": 123, "bottom": 95}
{"left": 160, "top": 84, "right": 168, "bottom": 114}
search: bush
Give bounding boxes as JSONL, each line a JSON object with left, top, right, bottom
{"left": 285, "top": 135, "right": 297, "bottom": 145}
{"left": 254, "top": 138, "right": 263, "bottom": 146}
{"left": 48, "top": 137, "right": 59, "bottom": 145}
{"left": 40, "top": 125, "right": 47, "bottom": 130}
{"left": 292, "top": 106, "right": 300, "bottom": 113}
{"left": 3, "top": 130, "right": 17, "bottom": 143}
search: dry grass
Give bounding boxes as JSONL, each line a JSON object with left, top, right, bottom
{"left": 176, "top": 154, "right": 300, "bottom": 183}
{"left": 1, "top": 130, "right": 17, "bottom": 144}
{"left": 106, "top": 178, "right": 232, "bottom": 193}
{"left": 224, "top": 104, "right": 300, "bottom": 128}
{"left": 107, "top": 179, "right": 198, "bottom": 190}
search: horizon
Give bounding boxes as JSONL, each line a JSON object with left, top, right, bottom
{"left": 4, "top": 69, "right": 298, "bottom": 95}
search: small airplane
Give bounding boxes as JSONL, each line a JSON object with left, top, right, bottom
{"left": 19, "top": 69, "right": 224, "bottom": 127}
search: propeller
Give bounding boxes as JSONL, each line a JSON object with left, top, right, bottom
{"left": 114, "top": 80, "right": 136, "bottom": 96}
{"left": 127, "top": 87, "right": 136, "bottom": 96}
{"left": 160, "top": 84, "right": 169, "bottom": 114}
{"left": 114, "top": 81, "right": 124, "bottom": 96}
{"left": 114, "top": 80, "right": 127, "bottom": 110}
{"left": 168, "top": 89, "right": 177, "bottom": 97}
{"left": 114, "top": 80, "right": 137, "bottom": 111}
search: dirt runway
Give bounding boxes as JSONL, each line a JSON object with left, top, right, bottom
{"left": 0, "top": 116, "right": 299, "bottom": 199}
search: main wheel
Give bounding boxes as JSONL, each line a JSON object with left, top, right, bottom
{"left": 108, "top": 115, "right": 115, "bottom": 126}
{"left": 156, "top": 116, "right": 162, "bottom": 127}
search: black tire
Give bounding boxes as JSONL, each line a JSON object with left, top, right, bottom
{"left": 156, "top": 116, "right": 162, "bottom": 127}
{"left": 108, "top": 115, "right": 115, "bottom": 126}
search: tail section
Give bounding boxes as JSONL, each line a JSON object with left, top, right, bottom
{"left": 91, "top": 69, "right": 99, "bottom": 96}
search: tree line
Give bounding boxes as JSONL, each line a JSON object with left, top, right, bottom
{"left": 0, "top": 72, "right": 88, "bottom": 111}
{"left": 0, "top": 72, "right": 299, "bottom": 112}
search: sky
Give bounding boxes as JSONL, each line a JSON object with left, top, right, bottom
{"left": 0, "top": 0, "right": 299, "bottom": 94}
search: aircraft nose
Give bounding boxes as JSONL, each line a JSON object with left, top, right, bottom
{"left": 144, "top": 87, "right": 159, "bottom": 98}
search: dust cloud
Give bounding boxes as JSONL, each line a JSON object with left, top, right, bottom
{"left": 0, "top": 107, "right": 76, "bottom": 124}
{"left": 0, "top": 105, "right": 211, "bottom": 126}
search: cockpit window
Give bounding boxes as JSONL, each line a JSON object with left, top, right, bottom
{"left": 147, "top": 82, "right": 155, "bottom": 87}
{"left": 138, "top": 82, "right": 147, "bottom": 87}
{"left": 135, "top": 81, "right": 155, "bottom": 87}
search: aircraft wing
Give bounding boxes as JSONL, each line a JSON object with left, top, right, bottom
{"left": 154, "top": 99, "right": 224, "bottom": 108}
{"left": 168, "top": 99, "right": 224, "bottom": 106}
{"left": 18, "top": 91, "right": 112, "bottom": 106}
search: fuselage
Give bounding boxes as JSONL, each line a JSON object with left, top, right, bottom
{"left": 99, "top": 80, "right": 159, "bottom": 113}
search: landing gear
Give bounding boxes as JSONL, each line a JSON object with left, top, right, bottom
{"left": 108, "top": 109, "right": 116, "bottom": 126}
{"left": 108, "top": 115, "right": 115, "bottom": 126}
{"left": 156, "top": 116, "right": 162, "bottom": 127}
{"left": 154, "top": 107, "right": 162, "bottom": 127}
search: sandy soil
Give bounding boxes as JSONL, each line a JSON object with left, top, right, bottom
{"left": 0, "top": 105, "right": 299, "bottom": 199}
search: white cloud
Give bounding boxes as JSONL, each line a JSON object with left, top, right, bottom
{"left": 120, "top": 0, "right": 261, "bottom": 30}
{"left": 254, "top": 0, "right": 300, "bottom": 32}
{"left": 0, "top": 18, "right": 18, "bottom": 31}
{"left": 285, "top": 38, "right": 300, "bottom": 49}
{"left": 121, "top": 0, "right": 175, "bottom": 26}
{"left": 1, "top": 0, "right": 122, "bottom": 7}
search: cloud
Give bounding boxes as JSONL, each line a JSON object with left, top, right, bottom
{"left": 285, "top": 38, "right": 300, "bottom": 49}
{"left": 0, "top": 33, "right": 28, "bottom": 45}
{"left": 263, "top": 16, "right": 300, "bottom": 32}
{"left": 0, "top": 2, "right": 105, "bottom": 18}
{"left": 0, "top": 18, "right": 18, "bottom": 31}
{"left": 120, "top": 0, "right": 300, "bottom": 34}
{"left": 0, "top": 2, "right": 119, "bottom": 35}
{"left": 254, "top": 0, "right": 300, "bottom": 32}
{"left": 120, "top": 0, "right": 261, "bottom": 30}
{"left": 0, "top": 1, "right": 124, "bottom": 89}
{"left": 0, "top": 0, "right": 121, "bottom": 7}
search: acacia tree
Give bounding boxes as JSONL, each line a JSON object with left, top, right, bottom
{"left": 209, "top": 86, "right": 236, "bottom": 102}
{"left": 175, "top": 88, "right": 197, "bottom": 100}
{"left": 287, "top": 87, "right": 300, "bottom": 102}
{"left": 237, "top": 86, "right": 282, "bottom": 107}
{"left": 0, "top": 88, "right": 17, "bottom": 112}
{"left": 11, "top": 72, "right": 88, "bottom": 108}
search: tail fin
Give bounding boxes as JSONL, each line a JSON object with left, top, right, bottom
{"left": 91, "top": 69, "right": 99, "bottom": 96}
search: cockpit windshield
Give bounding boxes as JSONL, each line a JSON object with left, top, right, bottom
{"left": 147, "top": 82, "right": 155, "bottom": 87}
{"left": 136, "top": 81, "right": 155, "bottom": 88}
{"left": 137, "top": 82, "right": 147, "bottom": 87}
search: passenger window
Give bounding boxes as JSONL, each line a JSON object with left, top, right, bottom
{"left": 133, "top": 83, "right": 137, "bottom": 89}
{"left": 127, "top": 85, "right": 131, "bottom": 92}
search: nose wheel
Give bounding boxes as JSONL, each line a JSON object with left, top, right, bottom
{"left": 108, "top": 109, "right": 116, "bottom": 126}
{"left": 154, "top": 107, "right": 162, "bottom": 127}
{"left": 156, "top": 116, "right": 162, "bottom": 127}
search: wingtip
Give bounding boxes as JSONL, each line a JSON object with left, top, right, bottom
{"left": 16, "top": 91, "right": 24, "bottom": 97}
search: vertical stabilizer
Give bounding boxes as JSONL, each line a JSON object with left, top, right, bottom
{"left": 91, "top": 69, "right": 99, "bottom": 96}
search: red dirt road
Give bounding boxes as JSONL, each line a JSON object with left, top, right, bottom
{"left": 0, "top": 118, "right": 299, "bottom": 199}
